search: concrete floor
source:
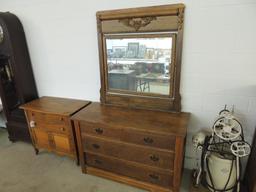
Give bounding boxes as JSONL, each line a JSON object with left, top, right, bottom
{"left": 0, "top": 128, "right": 195, "bottom": 192}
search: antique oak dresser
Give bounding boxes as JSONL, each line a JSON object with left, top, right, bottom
{"left": 20, "top": 96, "right": 90, "bottom": 163}
{"left": 72, "top": 103, "right": 190, "bottom": 192}
{"left": 72, "top": 3, "right": 189, "bottom": 192}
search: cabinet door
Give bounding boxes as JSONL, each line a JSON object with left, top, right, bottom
{"left": 33, "top": 129, "right": 50, "bottom": 149}
{"left": 52, "top": 134, "right": 71, "bottom": 154}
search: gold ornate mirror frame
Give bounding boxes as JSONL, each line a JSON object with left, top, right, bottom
{"left": 96, "top": 4, "right": 185, "bottom": 112}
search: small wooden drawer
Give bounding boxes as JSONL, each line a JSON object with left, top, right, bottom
{"left": 83, "top": 135, "right": 174, "bottom": 170}
{"left": 80, "top": 121, "right": 121, "bottom": 139}
{"left": 122, "top": 129, "right": 176, "bottom": 151}
{"left": 86, "top": 153, "right": 173, "bottom": 188}
{"left": 27, "top": 111, "right": 68, "bottom": 134}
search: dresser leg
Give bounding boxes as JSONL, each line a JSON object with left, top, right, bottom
{"left": 8, "top": 135, "right": 16, "bottom": 143}
{"left": 76, "top": 159, "right": 80, "bottom": 166}
{"left": 82, "top": 166, "right": 87, "bottom": 174}
{"left": 34, "top": 148, "right": 39, "bottom": 155}
{"left": 9, "top": 139, "right": 16, "bottom": 143}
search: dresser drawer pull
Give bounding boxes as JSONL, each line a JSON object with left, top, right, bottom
{"left": 95, "top": 128, "right": 103, "bottom": 134}
{"left": 144, "top": 137, "right": 154, "bottom": 144}
{"left": 94, "top": 159, "right": 102, "bottom": 165}
{"left": 150, "top": 155, "right": 159, "bottom": 162}
{"left": 61, "top": 127, "right": 65, "bottom": 131}
{"left": 149, "top": 174, "right": 159, "bottom": 180}
{"left": 92, "top": 144, "right": 100, "bottom": 149}
{"left": 29, "top": 121, "right": 36, "bottom": 128}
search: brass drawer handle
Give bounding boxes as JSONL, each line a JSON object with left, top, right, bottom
{"left": 144, "top": 137, "right": 153, "bottom": 144}
{"left": 149, "top": 174, "right": 159, "bottom": 180}
{"left": 95, "top": 128, "right": 103, "bottom": 134}
{"left": 92, "top": 144, "right": 100, "bottom": 149}
{"left": 94, "top": 159, "right": 102, "bottom": 164}
{"left": 61, "top": 127, "right": 65, "bottom": 131}
{"left": 150, "top": 155, "right": 159, "bottom": 162}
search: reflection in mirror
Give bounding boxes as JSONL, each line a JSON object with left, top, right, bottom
{"left": 106, "top": 34, "right": 173, "bottom": 95}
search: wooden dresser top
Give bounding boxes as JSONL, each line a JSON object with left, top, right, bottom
{"left": 72, "top": 102, "right": 190, "bottom": 137}
{"left": 20, "top": 96, "right": 91, "bottom": 116}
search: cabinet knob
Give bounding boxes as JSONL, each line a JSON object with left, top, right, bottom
{"left": 92, "top": 144, "right": 100, "bottom": 149}
{"left": 29, "top": 121, "right": 36, "bottom": 128}
{"left": 95, "top": 128, "right": 103, "bottom": 134}
{"left": 150, "top": 155, "right": 159, "bottom": 162}
{"left": 61, "top": 127, "right": 65, "bottom": 131}
{"left": 149, "top": 174, "right": 159, "bottom": 180}
{"left": 144, "top": 137, "right": 153, "bottom": 144}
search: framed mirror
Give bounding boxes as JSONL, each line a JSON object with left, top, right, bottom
{"left": 97, "top": 4, "right": 185, "bottom": 112}
{"left": 105, "top": 33, "right": 175, "bottom": 96}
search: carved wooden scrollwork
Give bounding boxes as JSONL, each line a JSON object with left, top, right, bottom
{"left": 177, "top": 8, "right": 184, "bottom": 30}
{"left": 118, "top": 16, "right": 157, "bottom": 31}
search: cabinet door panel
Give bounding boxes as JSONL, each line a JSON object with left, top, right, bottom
{"left": 33, "top": 129, "right": 50, "bottom": 149}
{"left": 53, "top": 134, "right": 71, "bottom": 153}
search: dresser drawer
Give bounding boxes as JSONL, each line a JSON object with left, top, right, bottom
{"left": 27, "top": 111, "right": 68, "bottom": 134}
{"left": 80, "top": 121, "right": 175, "bottom": 151}
{"left": 83, "top": 135, "right": 174, "bottom": 170}
{"left": 122, "top": 129, "right": 176, "bottom": 151}
{"left": 86, "top": 153, "right": 173, "bottom": 188}
{"left": 80, "top": 121, "right": 121, "bottom": 139}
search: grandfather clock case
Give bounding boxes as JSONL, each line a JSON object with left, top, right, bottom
{"left": 0, "top": 12, "right": 38, "bottom": 142}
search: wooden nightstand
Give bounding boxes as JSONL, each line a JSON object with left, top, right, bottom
{"left": 20, "top": 96, "right": 90, "bottom": 164}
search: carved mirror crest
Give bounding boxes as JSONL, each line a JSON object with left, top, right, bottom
{"left": 97, "top": 4, "right": 185, "bottom": 112}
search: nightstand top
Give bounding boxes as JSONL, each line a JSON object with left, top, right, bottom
{"left": 20, "top": 96, "right": 91, "bottom": 116}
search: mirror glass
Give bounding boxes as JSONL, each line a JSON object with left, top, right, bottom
{"left": 106, "top": 34, "right": 173, "bottom": 96}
